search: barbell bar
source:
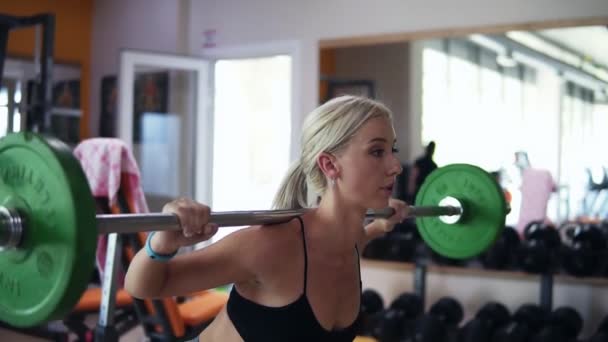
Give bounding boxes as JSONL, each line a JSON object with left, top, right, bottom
{"left": 1, "top": 206, "right": 463, "bottom": 247}
{"left": 0, "top": 132, "right": 506, "bottom": 328}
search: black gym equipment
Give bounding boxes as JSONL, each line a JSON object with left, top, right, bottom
{"left": 530, "top": 306, "right": 582, "bottom": 342}
{"left": 480, "top": 226, "right": 520, "bottom": 270}
{"left": 0, "top": 13, "right": 55, "bottom": 133}
{"left": 492, "top": 303, "right": 549, "bottom": 342}
{"left": 369, "top": 293, "right": 423, "bottom": 342}
{"left": 358, "top": 289, "right": 386, "bottom": 336}
{"left": 517, "top": 221, "right": 562, "bottom": 274}
{"left": 458, "top": 302, "right": 511, "bottom": 342}
{"left": 560, "top": 222, "right": 608, "bottom": 277}
{"left": 403, "top": 297, "right": 463, "bottom": 342}
{"left": 361, "top": 289, "right": 385, "bottom": 316}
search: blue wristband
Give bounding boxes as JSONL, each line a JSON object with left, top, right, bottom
{"left": 145, "top": 232, "right": 178, "bottom": 262}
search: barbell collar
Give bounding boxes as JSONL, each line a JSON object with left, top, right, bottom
{"left": 0, "top": 206, "right": 23, "bottom": 251}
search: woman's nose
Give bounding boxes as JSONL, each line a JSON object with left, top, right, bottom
{"left": 389, "top": 155, "right": 402, "bottom": 175}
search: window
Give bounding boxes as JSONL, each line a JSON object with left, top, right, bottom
{"left": 560, "top": 82, "right": 603, "bottom": 217}
{"left": 211, "top": 55, "right": 292, "bottom": 241}
{"left": 422, "top": 39, "right": 544, "bottom": 173}
{"left": 421, "top": 38, "right": 558, "bottom": 224}
{"left": 0, "top": 80, "right": 22, "bottom": 138}
{"left": 421, "top": 37, "right": 608, "bottom": 222}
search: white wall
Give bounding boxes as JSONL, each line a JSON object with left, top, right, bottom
{"left": 188, "top": 0, "right": 608, "bottom": 159}
{"left": 333, "top": 43, "right": 410, "bottom": 161}
{"left": 89, "top": 0, "right": 188, "bottom": 136}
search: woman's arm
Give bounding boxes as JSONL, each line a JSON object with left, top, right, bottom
{"left": 360, "top": 220, "right": 389, "bottom": 248}
{"left": 125, "top": 227, "right": 259, "bottom": 299}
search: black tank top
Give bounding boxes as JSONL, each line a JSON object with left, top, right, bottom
{"left": 226, "top": 217, "right": 361, "bottom": 342}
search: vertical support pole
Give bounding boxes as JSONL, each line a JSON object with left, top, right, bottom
{"left": 95, "top": 233, "right": 121, "bottom": 342}
{"left": 0, "top": 23, "right": 9, "bottom": 85}
{"left": 540, "top": 273, "right": 553, "bottom": 311}
{"left": 414, "top": 261, "right": 427, "bottom": 309}
{"left": 38, "top": 14, "right": 54, "bottom": 133}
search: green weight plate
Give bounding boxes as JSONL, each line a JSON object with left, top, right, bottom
{"left": 415, "top": 164, "right": 506, "bottom": 259}
{"left": 0, "top": 132, "right": 96, "bottom": 327}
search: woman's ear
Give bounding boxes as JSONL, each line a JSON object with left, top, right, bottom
{"left": 317, "top": 152, "right": 340, "bottom": 180}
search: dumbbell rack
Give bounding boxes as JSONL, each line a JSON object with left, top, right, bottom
{"left": 413, "top": 261, "right": 555, "bottom": 309}
{"left": 362, "top": 259, "right": 608, "bottom": 311}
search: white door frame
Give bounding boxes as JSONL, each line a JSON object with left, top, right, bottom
{"left": 117, "top": 49, "right": 212, "bottom": 202}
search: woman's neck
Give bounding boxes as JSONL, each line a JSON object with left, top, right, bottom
{"left": 306, "top": 193, "right": 366, "bottom": 255}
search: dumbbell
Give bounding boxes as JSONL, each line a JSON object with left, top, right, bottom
{"left": 403, "top": 297, "right": 463, "bottom": 342}
{"left": 480, "top": 226, "right": 520, "bottom": 270}
{"left": 458, "top": 302, "right": 511, "bottom": 342}
{"left": 370, "top": 293, "right": 423, "bottom": 342}
{"left": 531, "top": 306, "right": 582, "bottom": 342}
{"left": 586, "top": 315, "right": 608, "bottom": 342}
{"left": 492, "top": 304, "right": 549, "bottom": 342}
{"left": 517, "top": 221, "right": 562, "bottom": 273}
{"left": 358, "top": 289, "right": 386, "bottom": 335}
{"left": 598, "top": 221, "right": 608, "bottom": 276}
{"left": 560, "top": 223, "right": 608, "bottom": 277}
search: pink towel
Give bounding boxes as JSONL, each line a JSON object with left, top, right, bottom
{"left": 74, "top": 138, "right": 149, "bottom": 286}
{"left": 516, "top": 168, "right": 557, "bottom": 236}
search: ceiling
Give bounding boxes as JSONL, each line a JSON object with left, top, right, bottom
{"left": 535, "top": 26, "right": 608, "bottom": 68}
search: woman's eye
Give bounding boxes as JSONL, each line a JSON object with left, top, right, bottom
{"left": 372, "top": 149, "right": 384, "bottom": 157}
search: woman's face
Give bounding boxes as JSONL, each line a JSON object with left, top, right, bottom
{"left": 334, "top": 116, "right": 402, "bottom": 209}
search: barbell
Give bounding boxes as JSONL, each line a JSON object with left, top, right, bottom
{"left": 0, "top": 132, "right": 507, "bottom": 328}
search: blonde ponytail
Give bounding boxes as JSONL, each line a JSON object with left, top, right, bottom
{"left": 272, "top": 160, "right": 308, "bottom": 209}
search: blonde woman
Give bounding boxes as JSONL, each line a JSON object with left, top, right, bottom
{"left": 125, "top": 95, "right": 409, "bottom": 342}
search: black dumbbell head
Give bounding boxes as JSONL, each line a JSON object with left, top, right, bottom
{"left": 389, "top": 293, "right": 423, "bottom": 320}
{"left": 561, "top": 225, "right": 608, "bottom": 278}
{"left": 372, "top": 309, "right": 406, "bottom": 341}
{"left": 513, "top": 304, "right": 549, "bottom": 331}
{"left": 460, "top": 303, "right": 510, "bottom": 342}
{"left": 525, "top": 221, "right": 546, "bottom": 240}
{"left": 550, "top": 307, "right": 583, "bottom": 338}
{"left": 503, "top": 226, "right": 521, "bottom": 246}
{"left": 414, "top": 315, "right": 446, "bottom": 342}
{"left": 561, "top": 244, "right": 601, "bottom": 277}
{"left": 543, "top": 226, "right": 562, "bottom": 249}
{"left": 361, "top": 289, "right": 384, "bottom": 315}
{"left": 476, "top": 302, "right": 511, "bottom": 328}
{"left": 429, "top": 297, "right": 464, "bottom": 326}
{"left": 579, "top": 225, "right": 608, "bottom": 251}
{"left": 482, "top": 226, "right": 521, "bottom": 270}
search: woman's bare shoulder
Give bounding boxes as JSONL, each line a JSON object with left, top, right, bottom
{"left": 235, "top": 217, "right": 304, "bottom": 273}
